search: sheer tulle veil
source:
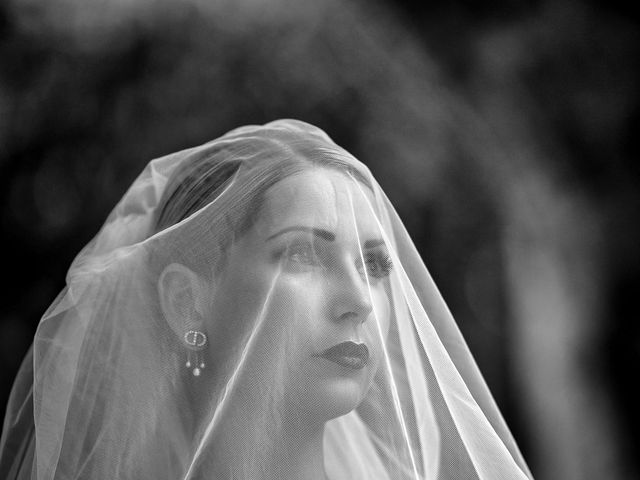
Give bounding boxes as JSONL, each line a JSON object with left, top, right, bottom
{"left": 0, "top": 119, "right": 533, "bottom": 479}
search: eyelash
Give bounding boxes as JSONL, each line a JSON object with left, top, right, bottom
{"left": 362, "top": 251, "right": 394, "bottom": 278}
{"left": 281, "top": 242, "right": 393, "bottom": 278}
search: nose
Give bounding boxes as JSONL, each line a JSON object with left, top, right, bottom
{"left": 330, "top": 262, "right": 373, "bottom": 324}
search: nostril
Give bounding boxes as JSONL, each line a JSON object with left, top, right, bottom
{"left": 339, "top": 311, "right": 357, "bottom": 322}
{"left": 334, "top": 293, "right": 372, "bottom": 324}
{"left": 339, "top": 309, "right": 368, "bottom": 322}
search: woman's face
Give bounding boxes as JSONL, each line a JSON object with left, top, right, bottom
{"left": 208, "top": 168, "right": 392, "bottom": 422}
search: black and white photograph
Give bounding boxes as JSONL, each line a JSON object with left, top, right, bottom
{"left": 0, "top": 1, "right": 638, "bottom": 479}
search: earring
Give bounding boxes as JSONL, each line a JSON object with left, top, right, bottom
{"left": 184, "top": 330, "right": 207, "bottom": 376}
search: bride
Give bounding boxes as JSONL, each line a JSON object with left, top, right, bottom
{"left": 0, "top": 120, "right": 532, "bottom": 479}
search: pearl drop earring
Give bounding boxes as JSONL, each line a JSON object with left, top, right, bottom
{"left": 184, "top": 330, "right": 207, "bottom": 376}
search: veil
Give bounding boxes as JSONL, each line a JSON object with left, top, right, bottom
{"left": 0, "top": 119, "right": 533, "bottom": 479}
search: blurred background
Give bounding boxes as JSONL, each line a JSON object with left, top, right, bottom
{"left": 0, "top": 0, "right": 638, "bottom": 478}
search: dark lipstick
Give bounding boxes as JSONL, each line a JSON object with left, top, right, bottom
{"left": 318, "top": 341, "right": 369, "bottom": 370}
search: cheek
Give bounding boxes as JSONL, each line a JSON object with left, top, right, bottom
{"left": 364, "top": 288, "right": 391, "bottom": 363}
{"left": 259, "top": 275, "right": 325, "bottom": 353}
{"left": 207, "top": 260, "right": 291, "bottom": 358}
{"left": 210, "top": 271, "right": 323, "bottom": 387}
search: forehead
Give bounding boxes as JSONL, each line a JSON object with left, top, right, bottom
{"left": 255, "top": 169, "right": 379, "bottom": 238}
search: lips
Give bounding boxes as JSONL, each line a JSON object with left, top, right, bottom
{"left": 318, "top": 341, "right": 369, "bottom": 370}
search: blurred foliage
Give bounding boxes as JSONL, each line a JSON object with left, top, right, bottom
{"left": 0, "top": 0, "right": 638, "bottom": 478}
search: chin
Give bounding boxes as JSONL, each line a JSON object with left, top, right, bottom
{"left": 302, "top": 376, "right": 367, "bottom": 421}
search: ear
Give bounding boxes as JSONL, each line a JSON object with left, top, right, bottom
{"left": 158, "top": 263, "right": 210, "bottom": 340}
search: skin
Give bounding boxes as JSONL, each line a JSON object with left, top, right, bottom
{"left": 176, "top": 168, "right": 393, "bottom": 479}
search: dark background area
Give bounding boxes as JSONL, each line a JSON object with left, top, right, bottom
{"left": 0, "top": 0, "right": 638, "bottom": 478}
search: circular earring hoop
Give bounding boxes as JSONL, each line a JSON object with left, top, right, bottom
{"left": 184, "top": 330, "right": 208, "bottom": 349}
{"left": 184, "top": 330, "right": 208, "bottom": 376}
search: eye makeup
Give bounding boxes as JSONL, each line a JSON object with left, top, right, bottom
{"left": 271, "top": 234, "right": 393, "bottom": 279}
{"left": 361, "top": 250, "right": 393, "bottom": 278}
{"left": 283, "top": 240, "right": 320, "bottom": 266}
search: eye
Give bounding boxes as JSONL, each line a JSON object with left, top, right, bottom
{"left": 285, "top": 241, "right": 320, "bottom": 266}
{"left": 362, "top": 251, "right": 393, "bottom": 279}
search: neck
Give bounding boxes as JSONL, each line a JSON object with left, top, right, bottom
{"left": 266, "top": 418, "right": 328, "bottom": 480}
{"left": 201, "top": 399, "right": 329, "bottom": 480}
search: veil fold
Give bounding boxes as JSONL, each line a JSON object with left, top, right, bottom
{"left": 0, "top": 119, "right": 532, "bottom": 479}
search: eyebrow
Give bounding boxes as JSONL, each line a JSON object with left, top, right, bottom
{"left": 266, "top": 226, "right": 385, "bottom": 248}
